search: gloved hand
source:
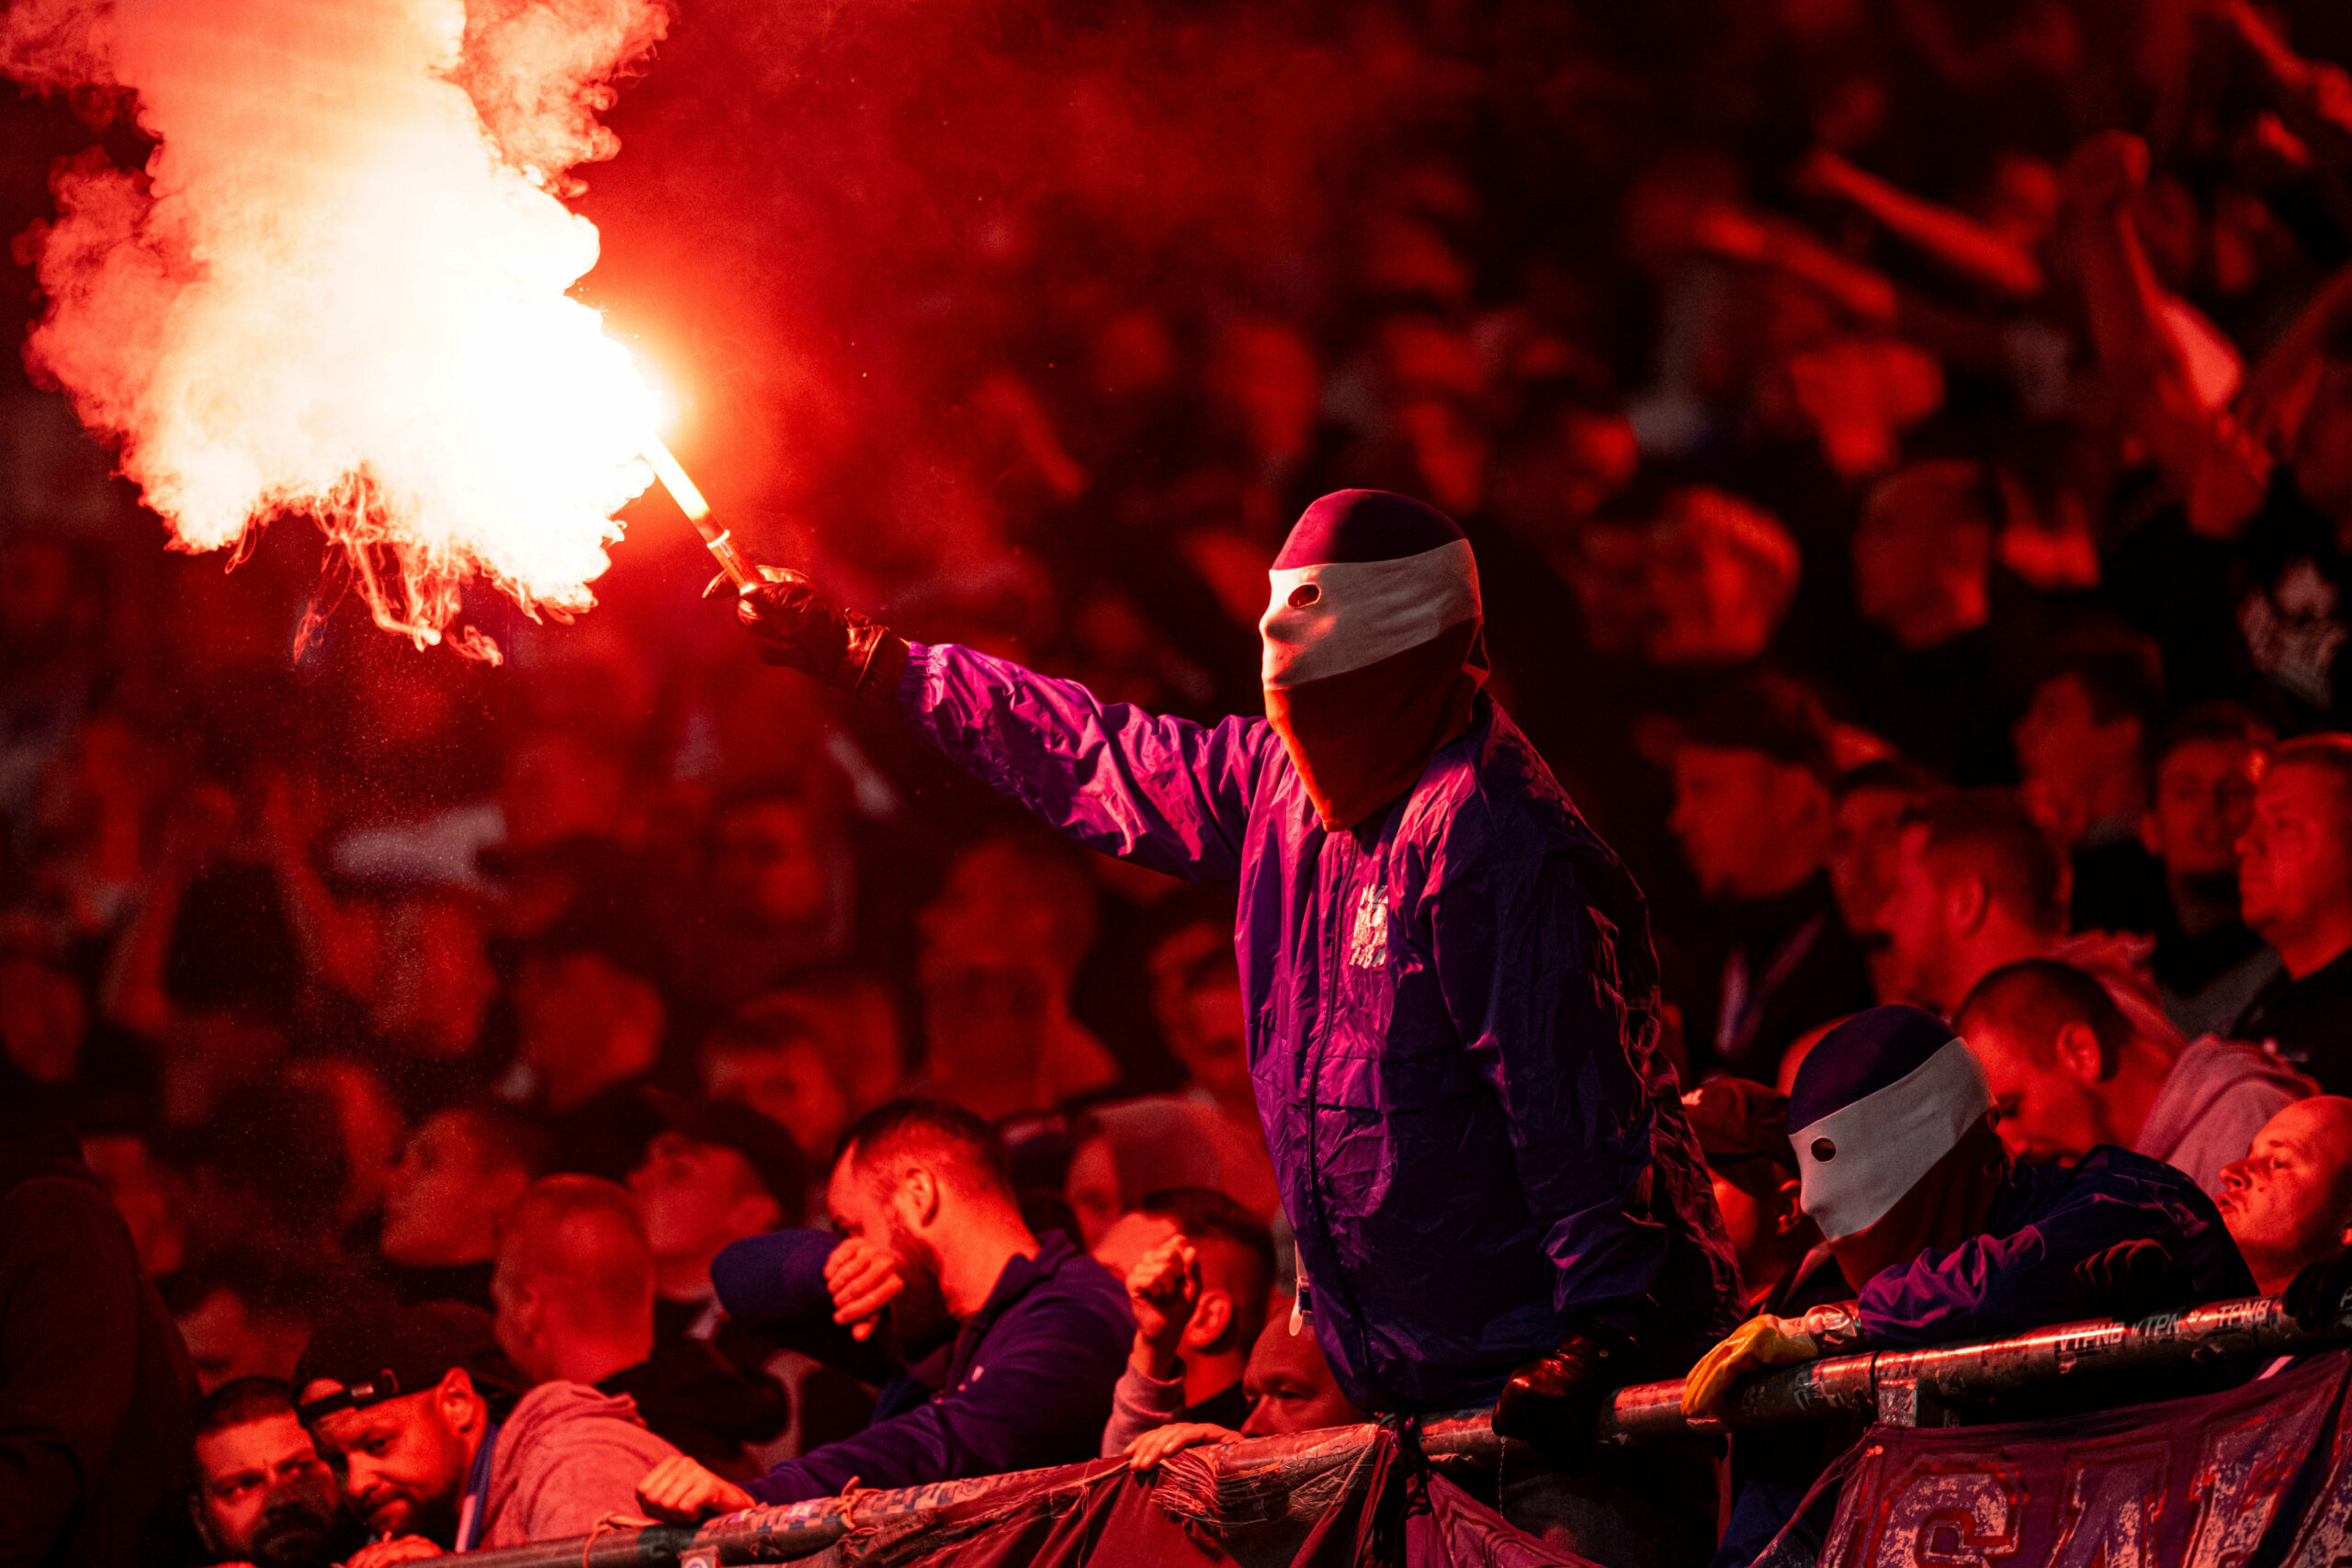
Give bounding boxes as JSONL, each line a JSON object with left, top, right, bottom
{"left": 2285, "top": 1249, "right": 2352, "bottom": 1331}
{"left": 1680, "top": 1304, "right": 1858, "bottom": 1418}
{"left": 2063, "top": 1239, "right": 2197, "bottom": 1323}
{"left": 736, "top": 570, "right": 907, "bottom": 698}
{"left": 1491, "top": 1329, "right": 1631, "bottom": 1458}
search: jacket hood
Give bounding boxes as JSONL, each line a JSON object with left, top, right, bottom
{"left": 496, "top": 1379, "right": 651, "bottom": 1454}
{"left": 2139, "top": 1035, "right": 2317, "bottom": 1156}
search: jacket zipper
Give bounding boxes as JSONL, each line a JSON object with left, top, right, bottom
{"left": 1301, "top": 827, "right": 1376, "bottom": 1384}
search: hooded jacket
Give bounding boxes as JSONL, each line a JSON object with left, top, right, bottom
{"left": 896, "top": 640, "right": 1740, "bottom": 1411}
{"left": 479, "top": 1382, "right": 679, "bottom": 1549}
{"left": 2134, "top": 1036, "right": 2313, "bottom": 1197}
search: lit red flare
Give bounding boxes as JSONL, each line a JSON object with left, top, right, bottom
{"left": 6, "top": 0, "right": 676, "bottom": 660}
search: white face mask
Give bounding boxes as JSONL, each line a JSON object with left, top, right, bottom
{"left": 1793, "top": 1037, "right": 1993, "bottom": 1242}
{"left": 1259, "top": 540, "right": 1481, "bottom": 692}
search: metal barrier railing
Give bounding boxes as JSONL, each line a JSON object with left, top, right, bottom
{"left": 458, "top": 1292, "right": 2350, "bottom": 1568}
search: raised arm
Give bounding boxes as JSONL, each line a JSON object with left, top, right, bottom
{"left": 898, "top": 642, "right": 1269, "bottom": 883}
{"left": 2209, "top": 0, "right": 2352, "bottom": 173}
{"left": 737, "top": 574, "right": 1270, "bottom": 883}
{"left": 1794, "top": 148, "right": 2046, "bottom": 299}
{"left": 2064, "top": 130, "right": 2272, "bottom": 537}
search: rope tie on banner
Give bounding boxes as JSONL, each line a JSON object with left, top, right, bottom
{"left": 1371, "top": 1410, "right": 1438, "bottom": 1563}
{"left": 836, "top": 1475, "right": 870, "bottom": 1532}
{"left": 580, "top": 1512, "right": 638, "bottom": 1568}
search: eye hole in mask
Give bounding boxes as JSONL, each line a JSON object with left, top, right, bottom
{"left": 1287, "top": 583, "right": 1321, "bottom": 609}
{"left": 1811, "top": 1138, "right": 1837, "bottom": 1162}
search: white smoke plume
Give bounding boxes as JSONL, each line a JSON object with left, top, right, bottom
{"left": 4, "top": 0, "right": 672, "bottom": 659}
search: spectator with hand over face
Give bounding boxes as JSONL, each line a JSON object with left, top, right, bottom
{"left": 634, "top": 1099, "right": 1131, "bottom": 1521}
{"left": 1095, "top": 1189, "right": 1275, "bottom": 1452}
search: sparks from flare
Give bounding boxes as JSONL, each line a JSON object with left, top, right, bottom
{"left": 5, "top": 0, "right": 682, "bottom": 660}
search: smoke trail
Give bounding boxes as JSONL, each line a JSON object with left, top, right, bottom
{"left": 4, "top": 0, "right": 670, "bottom": 659}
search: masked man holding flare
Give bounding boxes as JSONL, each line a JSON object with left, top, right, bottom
{"left": 737, "top": 490, "right": 1739, "bottom": 1567}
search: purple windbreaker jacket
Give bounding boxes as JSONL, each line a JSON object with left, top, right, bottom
{"left": 898, "top": 641, "right": 1741, "bottom": 1411}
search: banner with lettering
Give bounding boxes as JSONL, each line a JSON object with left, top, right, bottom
{"left": 1805, "top": 1351, "right": 2352, "bottom": 1568}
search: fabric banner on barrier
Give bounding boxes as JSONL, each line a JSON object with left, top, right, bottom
{"left": 1802, "top": 1351, "right": 2352, "bottom": 1568}
{"left": 796, "top": 1430, "right": 1594, "bottom": 1568}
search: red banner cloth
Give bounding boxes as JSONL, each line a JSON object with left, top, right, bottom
{"left": 1792, "top": 1350, "right": 2352, "bottom": 1568}
{"left": 812, "top": 1432, "right": 1596, "bottom": 1568}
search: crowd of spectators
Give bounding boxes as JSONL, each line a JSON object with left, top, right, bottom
{"left": 22, "top": 0, "right": 2352, "bottom": 1562}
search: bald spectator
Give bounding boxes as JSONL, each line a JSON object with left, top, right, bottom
{"left": 1065, "top": 1100, "right": 1279, "bottom": 1250}
{"left": 492, "top": 1175, "right": 787, "bottom": 1478}
{"left": 1668, "top": 676, "right": 1873, "bottom": 1078}
{"left": 189, "top": 1378, "right": 354, "bottom": 1568}
{"left": 2233, "top": 737, "right": 2352, "bottom": 1089}
{"left": 1957, "top": 959, "right": 2311, "bottom": 1196}
{"left": 379, "top": 1103, "right": 550, "bottom": 1311}
{"left": 2143, "top": 705, "right": 2279, "bottom": 1039}
{"left": 1875, "top": 790, "right": 2068, "bottom": 1015}
{"left": 1094, "top": 1188, "right": 1277, "bottom": 1453}
{"left": 2218, "top": 1099, "right": 2352, "bottom": 1298}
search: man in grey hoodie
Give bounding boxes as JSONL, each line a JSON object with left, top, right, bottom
{"left": 1956, "top": 958, "right": 2313, "bottom": 1196}
{"left": 295, "top": 1303, "right": 676, "bottom": 1562}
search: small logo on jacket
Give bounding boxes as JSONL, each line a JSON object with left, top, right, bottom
{"left": 1348, "top": 885, "right": 1388, "bottom": 969}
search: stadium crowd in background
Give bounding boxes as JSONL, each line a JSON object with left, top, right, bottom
{"left": 20, "top": 0, "right": 2352, "bottom": 1562}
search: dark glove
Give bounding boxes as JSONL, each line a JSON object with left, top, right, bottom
{"left": 2284, "top": 1249, "right": 2352, "bottom": 1330}
{"left": 736, "top": 571, "right": 906, "bottom": 698}
{"left": 2064, "top": 1240, "right": 2198, "bottom": 1323}
{"left": 1491, "top": 1329, "right": 1629, "bottom": 1459}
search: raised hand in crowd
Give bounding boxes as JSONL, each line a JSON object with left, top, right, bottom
{"left": 1125, "top": 1235, "right": 1203, "bottom": 1380}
